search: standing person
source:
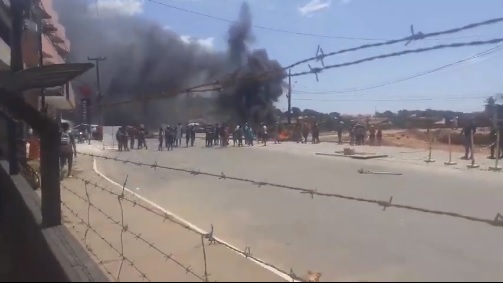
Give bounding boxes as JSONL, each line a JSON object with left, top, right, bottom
{"left": 205, "top": 126, "right": 212, "bottom": 147}
{"left": 237, "top": 124, "right": 244, "bottom": 146}
{"left": 185, "top": 124, "right": 191, "bottom": 147}
{"left": 295, "top": 122, "right": 302, "bottom": 143}
{"left": 158, "top": 127, "right": 164, "bottom": 151}
{"left": 176, "top": 122, "right": 183, "bottom": 147}
{"left": 274, "top": 122, "right": 281, "bottom": 144}
{"left": 165, "top": 125, "right": 174, "bottom": 151}
{"left": 337, "top": 123, "right": 343, "bottom": 145}
{"left": 213, "top": 123, "right": 219, "bottom": 146}
{"left": 190, "top": 125, "right": 196, "bottom": 147}
{"left": 349, "top": 125, "right": 355, "bottom": 146}
{"left": 59, "top": 122, "right": 77, "bottom": 178}
{"left": 376, "top": 127, "right": 383, "bottom": 146}
{"left": 369, "top": 125, "right": 376, "bottom": 146}
{"left": 262, "top": 123, "right": 268, "bottom": 146}
{"left": 355, "top": 123, "right": 366, "bottom": 145}
{"left": 312, "top": 122, "right": 320, "bottom": 144}
{"left": 233, "top": 125, "right": 239, "bottom": 146}
{"left": 461, "top": 120, "right": 476, "bottom": 160}
{"left": 244, "top": 124, "right": 252, "bottom": 146}
{"left": 116, "top": 127, "right": 124, "bottom": 151}
{"left": 218, "top": 123, "right": 227, "bottom": 147}
{"left": 138, "top": 124, "right": 147, "bottom": 150}
{"left": 164, "top": 125, "right": 170, "bottom": 150}
{"left": 128, "top": 126, "right": 135, "bottom": 150}
{"left": 302, "top": 123, "right": 309, "bottom": 144}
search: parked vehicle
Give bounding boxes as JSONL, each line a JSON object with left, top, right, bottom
{"left": 73, "top": 124, "right": 103, "bottom": 140}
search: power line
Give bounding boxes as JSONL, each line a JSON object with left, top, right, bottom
{"left": 293, "top": 44, "right": 503, "bottom": 95}
{"left": 292, "top": 95, "right": 488, "bottom": 102}
{"left": 146, "top": 0, "right": 488, "bottom": 42}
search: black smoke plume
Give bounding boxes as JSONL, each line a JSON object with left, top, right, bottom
{"left": 54, "top": 0, "right": 285, "bottom": 127}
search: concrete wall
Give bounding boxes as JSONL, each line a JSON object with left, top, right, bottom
{"left": 0, "top": 161, "right": 108, "bottom": 282}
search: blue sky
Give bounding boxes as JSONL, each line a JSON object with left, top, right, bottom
{"left": 96, "top": 0, "right": 503, "bottom": 114}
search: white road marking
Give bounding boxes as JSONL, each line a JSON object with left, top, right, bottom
{"left": 92, "top": 158, "right": 297, "bottom": 282}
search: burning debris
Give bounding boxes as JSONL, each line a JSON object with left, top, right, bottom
{"left": 54, "top": 1, "right": 285, "bottom": 127}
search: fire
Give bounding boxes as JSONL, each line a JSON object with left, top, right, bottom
{"left": 278, "top": 130, "right": 290, "bottom": 141}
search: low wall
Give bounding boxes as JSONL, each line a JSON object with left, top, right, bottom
{"left": 0, "top": 160, "right": 108, "bottom": 281}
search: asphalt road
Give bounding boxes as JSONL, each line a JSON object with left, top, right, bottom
{"left": 89, "top": 133, "right": 503, "bottom": 281}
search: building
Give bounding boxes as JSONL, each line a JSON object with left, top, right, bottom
{"left": 0, "top": 0, "right": 76, "bottom": 116}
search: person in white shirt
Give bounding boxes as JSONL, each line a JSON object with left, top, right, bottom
{"left": 176, "top": 122, "right": 182, "bottom": 147}
{"left": 262, "top": 123, "right": 268, "bottom": 146}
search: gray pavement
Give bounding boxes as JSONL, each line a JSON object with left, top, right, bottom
{"left": 83, "top": 130, "right": 503, "bottom": 281}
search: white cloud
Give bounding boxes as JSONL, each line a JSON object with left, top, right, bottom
{"left": 180, "top": 35, "right": 214, "bottom": 50}
{"left": 93, "top": 0, "right": 144, "bottom": 16}
{"left": 298, "top": 0, "right": 331, "bottom": 16}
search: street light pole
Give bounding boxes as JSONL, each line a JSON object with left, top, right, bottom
{"left": 87, "top": 56, "right": 106, "bottom": 141}
{"left": 287, "top": 69, "right": 291, "bottom": 125}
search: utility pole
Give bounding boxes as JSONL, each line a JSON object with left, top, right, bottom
{"left": 287, "top": 68, "right": 291, "bottom": 125}
{"left": 87, "top": 56, "right": 106, "bottom": 142}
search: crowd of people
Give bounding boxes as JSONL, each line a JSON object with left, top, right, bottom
{"left": 115, "top": 124, "right": 149, "bottom": 151}
{"left": 156, "top": 122, "right": 279, "bottom": 150}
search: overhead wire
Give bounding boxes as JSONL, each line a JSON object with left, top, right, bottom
{"left": 146, "top": 0, "right": 491, "bottom": 42}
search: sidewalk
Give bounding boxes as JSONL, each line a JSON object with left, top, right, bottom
{"left": 61, "top": 155, "right": 287, "bottom": 282}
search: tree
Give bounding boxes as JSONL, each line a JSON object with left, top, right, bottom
{"left": 329, "top": 112, "right": 341, "bottom": 119}
{"left": 291, "top": 107, "right": 302, "bottom": 118}
{"left": 485, "top": 96, "right": 496, "bottom": 116}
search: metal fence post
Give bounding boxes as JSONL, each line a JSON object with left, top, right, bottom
{"left": 40, "top": 122, "right": 61, "bottom": 227}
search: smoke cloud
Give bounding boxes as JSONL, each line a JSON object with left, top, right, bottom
{"left": 54, "top": 0, "right": 285, "bottom": 127}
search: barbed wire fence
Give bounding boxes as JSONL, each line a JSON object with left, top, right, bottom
{"left": 78, "top": 151, "right": 503, "bottom": 228}
{"left": 64, "top": 16, "right": 503, "bottom": 282}
{"left": 61, "top": 160, "right": 308, "bottom": 282}
{"left": 94, "top": 17, "right": 503, "bottom": 108}
{"left": 61, "top": 179, "right": 214, "bottom": 281}
{"left": 60, "top": 148, "right": 503, "bottom": 281}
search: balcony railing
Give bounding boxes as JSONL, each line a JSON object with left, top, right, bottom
{"left": 41, "top": 19, "right": 57, "bottom": 33}
{"left": 35, "top": 1, "right": 52, "bottom": 20}
{"left": 52, "top": 42, "right": 69, "bottom": 58}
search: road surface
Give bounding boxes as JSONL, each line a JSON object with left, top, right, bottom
{"left": 85, "top": 132, "right": 503, "bottom": 281}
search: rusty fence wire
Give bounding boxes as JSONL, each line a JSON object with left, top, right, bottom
{"left": 77, "top": 151, "right": 503, "bottom": 229}
{"left": 62, "top": 173, "right": 308, "bottom": 282}
{"left": 61, "top": 178, "right": 217, "bottom": 282}
{"left": 98, "top": 17, "right": 503, "bottom": 108}
{"left": 61, "top": 150, "right": 503, "bottom": 282}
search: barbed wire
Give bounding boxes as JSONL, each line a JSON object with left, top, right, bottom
{"left": 291, "top": 38, "right": 503, "bottom": 79}
{"left": 292, "top": 44, "right": 503, "bottom": 95}
{"left": 69, "top": 174, "right": 307, "bottom": 282}
{"left": 63, "top": 202, "right": 118, "bottom": 281}
{"left": 62, "top": 182, "right": 208, "bottom": 281}
{"left": 95, "top": 17, "right": 503, "bottom": 109}
{"left": 61, "top": 201, "right": 151, "bottom": 282}
{"left": 77, "top": 151, "right": 503, "bottom": 229}
{"left": 284, "top": 17, "right": 503, "bottom": 69}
